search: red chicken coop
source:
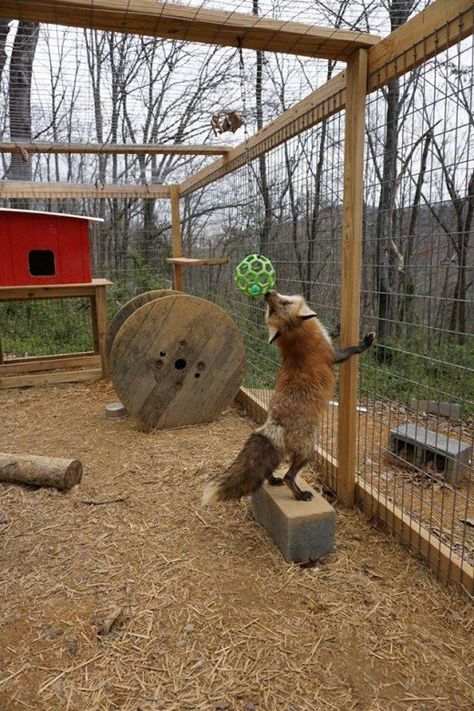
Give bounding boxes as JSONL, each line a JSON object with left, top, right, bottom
{"left": 0, "top": 208, "right": 111, "bottom": 387}
{"left": 0, "top": 208, "right": 104, "bottom": 286}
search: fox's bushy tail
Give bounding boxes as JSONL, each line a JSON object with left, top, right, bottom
{"left": 202, "top": 422, "right": 283, "bottom": 505}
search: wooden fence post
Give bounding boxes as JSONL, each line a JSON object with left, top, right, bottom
{"left": 170, "top": 184, "right": 184, "bottom": 292}
{"left": 337, "top": 48, "right": 368, "bottom": 506}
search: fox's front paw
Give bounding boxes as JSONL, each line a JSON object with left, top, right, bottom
{"left": 295, "top": 490, "right": 313, "bottom": 501}
{"left": 363, "top": 332, "right": 376, "bottom": 348}
{"left": 267, "top": 474, "right": 284, "bottom": 486}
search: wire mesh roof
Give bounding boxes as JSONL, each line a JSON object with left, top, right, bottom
{"left": 0, "top": 0, "right": 432, "bottom": 185}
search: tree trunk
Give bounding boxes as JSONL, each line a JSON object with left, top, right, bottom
{"left": 374, "top": 1, "right": 416, "bottom": 344}
{"left": 8, "top": 21, "right": 40, "bottom": 183}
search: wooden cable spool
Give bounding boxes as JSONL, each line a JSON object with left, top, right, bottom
{"left": 110, "top": 294, "right": 245, "bottom": 429}
{"left": 105, "top": 289, "right": 178, "bottom": 364}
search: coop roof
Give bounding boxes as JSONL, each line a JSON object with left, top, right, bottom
{"left": 0, "top": 208, "right": 104, "bottom": 223}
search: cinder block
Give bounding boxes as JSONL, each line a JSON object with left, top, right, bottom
{"left": 251, "top": 481, "right": 336, "bottom": 564}
{"left": 410, "top": 399, "right": 460, "bottom": 419}
{"left": 389, "top": 423, "right": 472, "bottom": 485}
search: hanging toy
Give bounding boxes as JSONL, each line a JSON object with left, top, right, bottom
{"left": 211, "top": 109, "right": 245, "bottom": 136}
{"left": 234, "top": 254, "right": 276, "bottom": 297}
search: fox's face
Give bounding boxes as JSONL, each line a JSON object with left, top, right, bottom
{"left": 264, "top": 290, "right": 318, "bottom": 343}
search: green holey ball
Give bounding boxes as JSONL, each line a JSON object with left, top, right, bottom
{"left": 234, "top": 254, "right": 276, "bottom": 298}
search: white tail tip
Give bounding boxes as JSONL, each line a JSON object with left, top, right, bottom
{"left": 202, "top": 480, "right": 220, "bottom": 507}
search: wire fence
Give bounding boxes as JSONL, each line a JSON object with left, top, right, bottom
{"left": 180, "top": 30, "right": 474, "bottom": 591}
{"left": 0, "top": 3, "right": 472, "bottom": 593}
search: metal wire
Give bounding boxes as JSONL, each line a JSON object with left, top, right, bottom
{"left": 0, "top": 0, "right": 472, "bottom": 592}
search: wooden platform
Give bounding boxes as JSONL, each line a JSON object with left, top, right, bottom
{"left": 166, "top": 257, "right": 229, "bottom": 267}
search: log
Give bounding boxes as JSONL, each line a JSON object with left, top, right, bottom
{"left": 0, "top": 453, "right": 82, "bottom": 489}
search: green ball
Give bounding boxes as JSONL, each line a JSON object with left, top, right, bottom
{"left": 234, "top": 254, "right": 276, "bottom": 298}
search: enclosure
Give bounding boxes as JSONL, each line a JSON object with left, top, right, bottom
{"left": 0, "top": 0, "right": 473, "bottom": 706}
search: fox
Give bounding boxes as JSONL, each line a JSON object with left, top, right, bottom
{"left": 202, "top": 290, "right": 375, "bottom": 504}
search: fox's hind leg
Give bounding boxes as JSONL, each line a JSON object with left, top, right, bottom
{"left": 283, "top": 454, "right": 313, "bottom": 501}
{"left": 266, "top": 473, "right": 284, "bottom": 486}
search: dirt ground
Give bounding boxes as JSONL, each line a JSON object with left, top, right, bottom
{"left": 0, "top": 381, "right": 473, "bottom": 711}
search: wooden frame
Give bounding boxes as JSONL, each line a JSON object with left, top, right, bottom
{"left": 0, "top": 142, "right": 233, "bottom": 156}
{"left": 0, "top": 279, "right": 111, "bottom": 388}
{"left": 0, "top": 181, "right": 170, "bottom": 200}
{"left": 1, "top": 0, "right": 380, "bottom": 60}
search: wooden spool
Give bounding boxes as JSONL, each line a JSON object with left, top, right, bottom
{"left": 105, "top": 289, "right": 178, "bottom": 364}
{"left": 110, "top": 294, "right": 245, "bottom": 429}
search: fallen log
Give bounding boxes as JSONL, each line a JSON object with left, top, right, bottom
{"left": 0, "top": 453, "right": 82, "bottom": 490}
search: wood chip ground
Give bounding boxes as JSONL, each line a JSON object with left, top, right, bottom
{"left": 0, "top": 382, "right": 472, "bottom": 710}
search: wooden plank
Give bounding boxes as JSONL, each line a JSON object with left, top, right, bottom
{"left": 0, "top": 181, "right": 170, "bottom": 199}
{"left": 368, "top": 0, "right": 474, "bottom": 91}
{"left": 356, "top": 479, "right": 474, "bottom": 596}
{"left": 181, "top": 72, "right": 346, "bottom": 196}
{"left": 336, "top": 49, "right": 367, "bottom": 507}
{"left": 2, "top": 350, "right": 94, "bottom": 363}
{"left": 0, "top": 354, "right": 100, "bottom": 374}
{"left": 0, "top": 142, "right": 233, "bottom": 156}
{"left": 166, "top": 258, "right": 229, "bottom": 267}
{"left": 0, "top": 0, "right": 380, "bottom": 61}
{"left": 0, "top": 280, "right": 112, "bottom": 301}
{"left": 0, "top": 368, "right": 102, "bottom": 389}
{"left": 105, "top": 289, "right": 178, "bottom": 365}
{"left": 170, "top": 184, "right": 184, "bottom": 292}
{"left": 92, "top": 285, "right": 109, "bottom": 377}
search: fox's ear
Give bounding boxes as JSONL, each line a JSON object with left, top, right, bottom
{"left": 299, "top": 302, "right": 318, "bottom": 320}
{"left": 268, "top": 325, "right": 280, "bottom": 344}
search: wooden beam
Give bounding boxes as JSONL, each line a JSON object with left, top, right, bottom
{"left": 0, "top": 142, "right": 232, "bottom": 156}
{"left": 91, "top": 283, "right": 109, "bottom": 377}
{"left": 181, "top": 72, "right": 346, "bottom": 196}
{"left": 337, "top": 49, "right": 368, "bottom": 507}
{"left": 0, "top": 368, "right": 102, "bottom": 389}
{"left": 0, "top": 0, "right": 380, "bottom": 61}
{"left": 0, "top": 354, "right": 100, "bottom": 375}
{"left": 0, "top": 279, "right": 112, "bottom": 301}
{"left": 0, "top": 181, "right": 170, "bottom": 199}
{"left": 368, "top": 0, "right": 474, "bottom": 91}
{"left": 170, "top": 184, "right": 184, "bottom": 292}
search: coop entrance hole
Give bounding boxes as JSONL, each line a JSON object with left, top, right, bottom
{"left": 28, "top": 250, "right": 56, "bottom": 276}
{"left": 175, "top": 358, "right": 187, "bottom": 370}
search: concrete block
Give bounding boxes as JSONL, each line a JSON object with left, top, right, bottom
{"left": 389, "top": 423, "right": 472, "bottom": 485}
{"left": 251, "top": 481, "right": 336, "bottom": 564}
{"left": 410, "top": 399, "right": 460, "bottom": 419}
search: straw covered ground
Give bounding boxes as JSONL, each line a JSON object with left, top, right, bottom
{"left": 0, "top": 381, "right": 472, "bottom": 711}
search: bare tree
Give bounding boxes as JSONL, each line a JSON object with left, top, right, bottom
{"left": 374, "top": 0, "right": 420, "bottom": 342}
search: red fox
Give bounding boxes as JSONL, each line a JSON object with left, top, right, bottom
{"left": 202, "top": 291, "right": 375, "bottom": 504}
